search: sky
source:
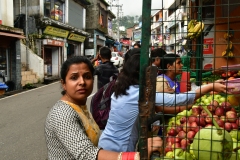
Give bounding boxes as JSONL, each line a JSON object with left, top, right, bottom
{"left": 108, "top": 0, "right": 163, "bottom": 17}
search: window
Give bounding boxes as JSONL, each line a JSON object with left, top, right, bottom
{"left": 44, "top": 0, "right": 64, "bottom": 22}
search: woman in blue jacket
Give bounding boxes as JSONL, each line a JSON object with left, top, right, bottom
{"left": 98, "top": 53, "right": 231, "bottom": 153}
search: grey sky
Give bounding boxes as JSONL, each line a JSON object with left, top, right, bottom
{"left": 109, "top": 0, "right": 162, "bottom": 17}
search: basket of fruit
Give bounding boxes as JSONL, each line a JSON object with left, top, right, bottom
{"left": 154, "top": 93, "right": 240, "bottom": 160}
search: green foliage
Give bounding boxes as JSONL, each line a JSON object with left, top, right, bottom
{"left": 112, "top": 15, "right": 141, "bottom": 31}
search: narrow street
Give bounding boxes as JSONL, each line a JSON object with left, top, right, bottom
{"left": 0, "top": 79, "right": 98, "bottom": 160}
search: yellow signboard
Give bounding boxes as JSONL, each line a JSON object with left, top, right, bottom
{"left": 68, "top": 33, "right": 86, "bottom": 42}
{"left": 43, "top": 26, "right": 69, "bottom": 38}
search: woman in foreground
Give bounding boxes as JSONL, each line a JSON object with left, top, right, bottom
{"left": 45, "top": 56, "right": 162, "bottom": 160}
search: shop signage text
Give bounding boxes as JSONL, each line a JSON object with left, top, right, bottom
{"left": 43, "top": 39, "right": 64, "bottom": 46}
{"left": 43, "top": 26, "right": 69, "bottom": 38}
{"left": 68, "top": 33, "right": 86, "bottom": 42}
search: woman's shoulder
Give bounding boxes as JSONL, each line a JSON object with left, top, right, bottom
{"left": 47, "top": 101, "right": 76, "bottom": 119}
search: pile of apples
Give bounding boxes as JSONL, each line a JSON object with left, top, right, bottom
{"left": 221, "top": 70, "right": 240, "bottom": 79}
{"left": 163, "top": 94, "right": 240, "bottom": 159}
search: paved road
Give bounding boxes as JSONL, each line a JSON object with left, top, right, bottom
{"left": 0, "top": 77, "right": 98, "bottom": 160}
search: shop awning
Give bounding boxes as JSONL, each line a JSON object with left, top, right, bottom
{"left": 0, "top": 32, "right": 25, "bottom": 39}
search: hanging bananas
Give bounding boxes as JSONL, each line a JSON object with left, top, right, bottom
{"left": 223, "top": 32, "right": 233, "bottom": 40}
{"left": 187, "top": 20, "right": 205, "bottom": 40}
{"left": 222, "top": 39, "right": 234, "bottom": 58}
{"left": 226, "top": 41, "right": 233, "bottom": 50}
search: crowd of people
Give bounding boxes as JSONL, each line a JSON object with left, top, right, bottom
{"left": 44, "top": 44, "right": 233, "bottom": 160}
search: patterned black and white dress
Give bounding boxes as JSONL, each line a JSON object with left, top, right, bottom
{"left": 45, "top": 100, "right": 100, "bottom": 160}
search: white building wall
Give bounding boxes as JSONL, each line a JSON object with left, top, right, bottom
{"left": 0, "top": 0, "right": 14, "bottom": 26}
{"left": 20, "top": 43, "right": 44, "bottom": 80}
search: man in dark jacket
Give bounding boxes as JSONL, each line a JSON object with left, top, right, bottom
{"left": 91, "top": 47, "right": 119, "bottom": 90}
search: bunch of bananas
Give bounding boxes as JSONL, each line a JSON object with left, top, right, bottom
{"left": 222, "top": 41, "right": 234, "bottom": 58}
{"left": 223, "top": 32, "right": 233, "bottom": 40}
{"left": 187, "top": 20, "right": 205, "bottom": 40}
{"left": 222, "top": 50, "right": 234, "bottom": 57}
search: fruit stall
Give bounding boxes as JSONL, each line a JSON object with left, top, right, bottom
{"left": 139, "top": 0, "right": 240, "bottom": 160}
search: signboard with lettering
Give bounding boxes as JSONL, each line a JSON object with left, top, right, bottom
{"left": 43, "top": 26, "right": 69, "bottom": 38}
{"left": 43, "top": 39, "right": 64, "bottom": 46}
{"left": 68, "top": 33, "right": 86, "bottom": 42}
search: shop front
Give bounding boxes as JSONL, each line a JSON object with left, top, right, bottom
{"left": 67, "top": 33, "right": 86, "bottom": 58}
{"left": 42, "top": 26, "right": 68, "bottom": 79}
{"left": 0, "top": 29, "right": 25, "bottom": 90}
{"left": 42, "top": 39, "right": 64, "bottom": 78}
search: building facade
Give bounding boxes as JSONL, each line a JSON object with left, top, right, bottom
{"left": 0, "top": 0, "right": 25, "bottom": 90}
{"left": 85, "top": 0, "right": 116, "bottom": 57}
{"left": 13, "top": 0, "right": 91, "bottom": 83}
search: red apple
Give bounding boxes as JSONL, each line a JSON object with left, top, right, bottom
{"left": 188, "top": 116, "right": 197, "bottom": 123}
{"left": 215, "top": 107, "right": 225, "bottom": 116}
{"left": 168, "top": 128, "right": 177, "bottom": 136}
{"left": 220, "top": 115, "right": 226, "bottom": 122}
{"left": 192, "top": 106, "right": 201, "bottom": 116}
{"left": 226, "top": 111, "right": 237, "bottom": 123}
{"left": 187, "top": 131, "right": 196, "bottom": 142}
{"left": 221, "top": 101, "right": 232, "bottom": 112}
{"left": 180, "top": 138, "right": 190, "bottom": 150}
{"left": 190, "top": 122, "right": 198, "bottom": 131}
{"left": 224, "top": 122, "right": 232, "bottom": 131}
{"left": 166, "top": 137, "right": 175, "bottom": 144}
{"left": 201, "top": 109, "right": 208, "bottom": 117}
{"left": 236, "top": 118, "right": 240, "bottom": 127}
{"left": 196, "top": 115, "right": 206, "bottom": 127}
{"left": 178, "top": 130, "right": 187, "bottom": 139}
{"left": 205, "top": 115, "right": 213, "bottom": 124}
{"left": 182, "top": 122, "right": 191, "bottom": 133}
{"left": 172, "top": 142, "right": 181, "bottom": 149}
{"left": 210, "top": 100, "right": 219, "bottom": 108}
{"left": 165, "top": 142, "right": 173, "bottom": 153}
{"left": 231, "top": 107, "right": 237, "bottom": 112}
{"left": 180, "top": 116, "right": 187, "bottom": 124}
{"left": 216, "top": 119, "right": 224, "bottom": 128}
{"left": 176, "top": 126, "right": 183, "bottom": 133}
{"left": 222, "top": 73, "right": 226, "bottom": 78}
{"left": 194, "top": 126, "right": 202, "bottom": 133}
{"left": 207, "top": 105, "right": 217, "bottom": 112}
{"left": 231, "top": 123, "right": 238, "bottom": 130}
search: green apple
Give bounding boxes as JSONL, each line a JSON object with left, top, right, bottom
{"left": 173, "top": 148, "right": 184, "bottom": 158}
{"left": 179, "top": 151, "right": 194, "bottom": 160}
{"left": 215, "top": 94, "right": 222, "bottom": 99}
{"left": 219, "top": 97, "right": 226, "bottom": 103}
{"left": 166, "top": 151, "right": 174, "bottom": 158}
{"left": 203, "top": 99, "right": 210, "bottom": 105}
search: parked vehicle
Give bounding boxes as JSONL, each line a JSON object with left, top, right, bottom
{"left": 111, "top": 52, "right": 124, "bottom": 67}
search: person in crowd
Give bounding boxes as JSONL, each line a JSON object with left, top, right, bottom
{"left": 155, "top": 53, "right": 232, "bottom": 114}
{"left": 151, "top": 48, "right": 167, "bottom": 75}
{"left": 133, "top": 42, "right": 141, "bottom": 48}
{"left": 45, "top": 56, "right": 163, "bottom": 160}
{"left": 156, "top": 54, "right": 183, "bottom": 94}
{"left": 99, "top": 52, "right": 233, "bottom": 152}
{"left": 91, "top": 46, "right": 119, "bottom": 90}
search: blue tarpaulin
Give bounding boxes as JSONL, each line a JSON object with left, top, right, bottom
{"left": 0, "top": 83, "right": 8, "bottom": 89}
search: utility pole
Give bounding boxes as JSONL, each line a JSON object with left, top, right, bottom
{"left": 108, "top": 0, "right": 123, "bottom": 42}
{"left": 25, "top": 0, "right": 29, "bottom": 71}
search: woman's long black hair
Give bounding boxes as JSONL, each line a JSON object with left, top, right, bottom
{"left": 114, "top": 54, "right": 140, "bottom": 98}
